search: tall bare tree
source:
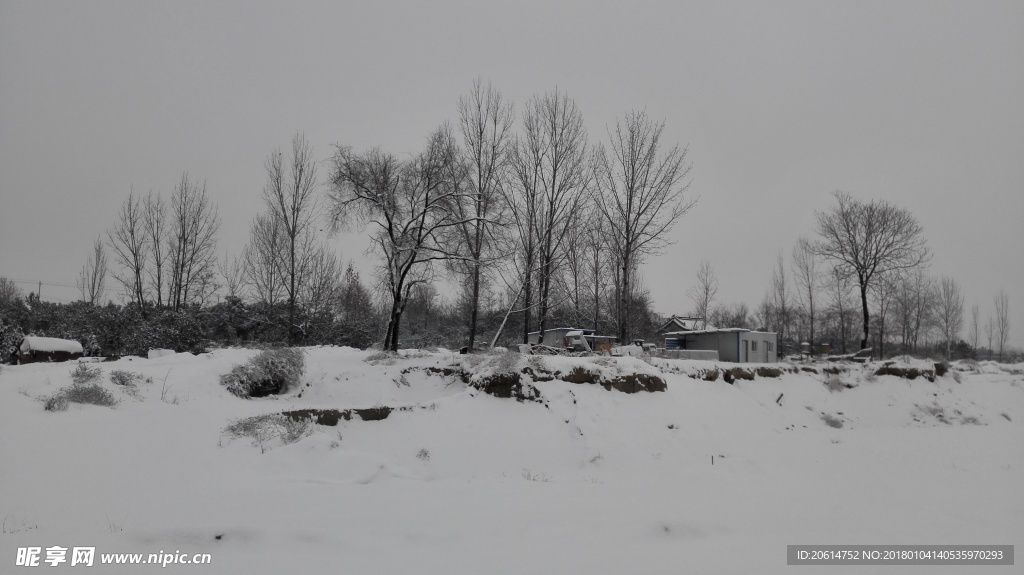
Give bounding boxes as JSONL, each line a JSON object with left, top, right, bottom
{"left": 505, "top": 116, "right": 544, "bottom": 343}
{"left": 262, "top": 133, "right": 321, "bottom": 344}
{"left": 984, "top": 316, "right": 995, "bottom": 358}
{"left": 592, "top": 110, "right": 694, "bottom": 341}
{"left": 77, "top": 235, "right": 108, "bottom": 305}
{"left": 824, "top": 266, "right": 854, "bottom": 353}
{"left": 108, "top": 191, "right": 148, "bottom": 314}
{"left": 769, "top": 253, "right": 792, "bottom": 343}
{"left": 524, "top": 89, "right": 590, "bottom": 341}
{"left": 329, "top": 127, "right": 463, "bottom": 351}
{"left": 688, "top": 260, "right": 718, "bottom": 329}
{"left": 143, "top": 191, "right": 168, "bottom": 308}
{"left": 994, "top": 290, "right": 1010, "bottom": 361}
{"left": 167, "top": 173, "right": 220, "bottom": 311}
{"left": 243, "top": 212, "right": 285, "bottom": 306}
{"left": 791, "top": 237, "right": 821, "bottom": 356}
{"left": 935, "top": 276, "right": 964, "bottom": 358}
{"left": 447, "top": 79, "right": 514, "bottom": 349}
{"left": 813, "top": 191, "right": 930, "bottom": 350}
{"left": 968, "top": 303, "right": 980, "bottom": 352}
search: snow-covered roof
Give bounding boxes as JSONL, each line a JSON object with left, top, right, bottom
{"left": 19, "top": 336, "right": 84, "bottom": 354}
{"left": 663, "top": 328, "right": 749, "bottom": 336}
{"left": 656, "top": 316, "right": 705, "bottom": 332}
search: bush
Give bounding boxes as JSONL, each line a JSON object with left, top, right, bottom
{"left": 110, "top": 370, "right": 150, "bottom": 386}
{"left": 221, "top": 348, "right": 306, "bottom": 398}
{"left": 44, "top": 393, "right": 68, "bottom": 411}
{"left": 70, "top": 363, "right": 103, "bottom": 385}
{"left": 63, "top": 382, "right": 118, "bottom": 406}
{"left": 223, "top": 413, "right": 315, "bottom": 449}
{"left": 45, "top": 381, "right": 118, "bottom": 410}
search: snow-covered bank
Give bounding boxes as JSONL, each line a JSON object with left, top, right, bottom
{"left": 1, "top": 348, "right": 1021, "bottom": 573}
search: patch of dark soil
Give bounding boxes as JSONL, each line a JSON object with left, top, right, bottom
{"left": 875, "top": 365, "right": 936, "bottom": 382}
{"left": 602, "top": 373, "right": 667, "bottom": 393}
{"left": 281, "top": 406, "right": 394, "bottom": 425}
{"left": 521, "top": 366, "right": 555, "bottom": 382}
{"left": 560, "top": 366, "right": 599, "bottom": 384}
{"left": 722, "top": 368, "right": 755, "bottom": 384}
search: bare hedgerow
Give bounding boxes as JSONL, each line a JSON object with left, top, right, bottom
{"left": 70, "top": 363, "right": 103, "bottom": 385}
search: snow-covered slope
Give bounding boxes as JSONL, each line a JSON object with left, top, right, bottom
{"left": 1, "top": 348, "right": 1021, "bottom": 574}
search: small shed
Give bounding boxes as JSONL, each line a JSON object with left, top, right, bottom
{"left": 663, "top": 328, "right": 778, "bottom": 363}
{"left": 16, "top": 336, "right": 84, "bottom": 364}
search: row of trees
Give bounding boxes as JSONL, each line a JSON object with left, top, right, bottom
{"left": 327, "top": 81, "right": 694, "bottom": 351}
{"left": 686, "top": 192, "right": 1013, "bottom": 361}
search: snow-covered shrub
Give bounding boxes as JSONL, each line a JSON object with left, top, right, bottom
{"left": 44, "top": 393, "right": 68, "bottom": 411}
{"left": 63, "top": 382, "right": 118, "bottom": 406}
{"left": 110, "top": 370, "right": 150, "bottom": 386}
{"left": 220, "top": 347, "right": 305, "bottom": 398}
{"left": 70, "top": 363, "right": 103, "bottom": 385}
{"left": 223, "top": 413, "right": 315, "bottom": 449}
{"left": 824, "top": 376, "right": 846, "bottom": 393}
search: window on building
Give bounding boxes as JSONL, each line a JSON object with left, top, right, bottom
{"left": 751, "top": 341, "right": 758, "bottom": 351}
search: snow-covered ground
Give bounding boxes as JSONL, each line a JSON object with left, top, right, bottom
{"left": 1, "top": 348, "right": 1021, "bottom": 574}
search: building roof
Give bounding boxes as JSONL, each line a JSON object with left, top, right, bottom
{"left": 19, "top": 336, "right": 84, "bottom": 354}
{"left": 663, "top": 328, "right": 749, "bottom": 336}
{"left": 656, "top": 315, "right": 710, "bottom": 333}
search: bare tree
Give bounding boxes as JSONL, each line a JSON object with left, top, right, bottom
{"left": 823, "top": 266, "right": 854, "bottom": 353}
{"left": 445, "top": 79, "right": 515, "bottom": 349}
{"left": 108, "top": 191, "right": 148, "bottom": 314}
{"left": 329, "top": 127, "right": 463, "bottom": 351}
{"left": 984, "top": 316, "right": 995, "bottom": 359}
{"left": 218, "top": 252, "right": 245, "bottom": 301}
{"left": 995, "top": 290, "right": 1010, "bottom": 361}
{"left": 688, "top": 260, "right": 718, "bottom": 329}
{"left": 892, "top": 270, "right": 934, "bottom": 355}
{"left": 143, "top": 191, "right": 168, "bottom": 308}
{"left": 262, "top": 133, "right": 321, "bottom": 344}
{"left": 769, "top": 253, "right": 792, "bottom": 343}
{"left": 870, "top": 271, "right": 899, "bottom": 358}
{"left": 505, "top": 117, "right": 544, "bottom": 343}
{"left": 592, "top": 110, "right": 694, "bottom": 341}
{"left": 968, "top": 304, "right": 980, "bottom": 352}
{"left": 243, "top": 212, "right": 285, "bottom": 307}
{"left": 813, "top": 191, "right": 930, "bottom": 350}
{"left": 791, "top": 237, "right": 821, "bottom": 356}
{"left": 0, "top": 277, "right": 21, "bottom": 306}
{"left": 77, "top": 235, "right": 108, "bottom": 305}
{"left": 935, "top": 276, "right": 964, "bottom": 358}
{"left": 524, "top": 89, "right": 590, "bottom": 341}
{"left": 167, "top": 173, "right": 220, "bottom": 311}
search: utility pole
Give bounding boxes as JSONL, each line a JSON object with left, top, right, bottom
{"left": 37, "top": 281, "right": 42, "bottom": 301}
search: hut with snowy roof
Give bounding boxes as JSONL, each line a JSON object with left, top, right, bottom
{"left": 15, "top": 336, "right": 84, "bottom": 364}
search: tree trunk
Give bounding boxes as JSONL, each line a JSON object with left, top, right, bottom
{"left": 859, "top": 281, "right": 870, "bottom": 350}
{"left": 467, "top": 263, "right": 480, "bottom": 350}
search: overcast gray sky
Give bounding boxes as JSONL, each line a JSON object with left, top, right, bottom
{"left": 1, "top": 0, "right": 1021, "bottom": 346}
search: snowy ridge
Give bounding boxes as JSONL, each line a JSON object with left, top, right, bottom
{"left": 0, "top": 347, "right": 1020, "bottom": 574}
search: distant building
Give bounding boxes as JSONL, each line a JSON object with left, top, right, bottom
{"left": 15, "top": 336, "right": 84, "bottom": 364}
{"left": 656, "top": 315, "right": 709, "bottom": 335}
{"left": 663, "top": 328, "right": 778, "bottom": 363}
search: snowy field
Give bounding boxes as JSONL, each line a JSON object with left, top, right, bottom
{"left": 1, "top": 347, "right": 1021, "bottom": 574}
